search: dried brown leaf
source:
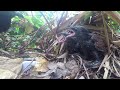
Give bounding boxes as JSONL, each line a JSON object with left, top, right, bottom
{"left": 34, "top": 57, "right": 49, "bottom": 72}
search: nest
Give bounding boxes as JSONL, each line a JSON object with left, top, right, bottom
{"left": 1, "top": 11, "right": 120, "bottom": 79}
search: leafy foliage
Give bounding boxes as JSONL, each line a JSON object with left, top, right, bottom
{"left": 0, "top": 11, "right": 51, "bottom": 53}
{"left": 107, "top": 16, "right": 120, "bottom": 33}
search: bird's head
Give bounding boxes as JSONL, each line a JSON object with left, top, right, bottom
{"left": 56, "top": 29, "right": 76, "bottom": 43}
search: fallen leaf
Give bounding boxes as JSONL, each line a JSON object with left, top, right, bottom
{"left": 35, "top": 57, "right": 49, "bottom": 72}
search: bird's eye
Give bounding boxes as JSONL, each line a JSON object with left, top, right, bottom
{"left": 68, "top": 30, "right": 74, "bottom": 34}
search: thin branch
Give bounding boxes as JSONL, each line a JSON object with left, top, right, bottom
{"left": 97, "top": 53, "right": 112, "bottom": 72}
{"left": 83, "top": 63, "right": 90, "bottom": 79}
{"left": 40, "top": 11, "right": 53, "bottom": 31}
{"left": 101, "top": 11, "right": 110, "bottom": 54}
{"left": 56, "top": 11, "right": 66, "bottom": 33}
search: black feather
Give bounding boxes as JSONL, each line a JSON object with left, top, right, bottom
{"left": 63, "top": 26, "right": 104, "bottom": 61}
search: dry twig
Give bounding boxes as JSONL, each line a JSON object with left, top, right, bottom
{"left": 101, "top": 11, "right": 110, "bottom": 54}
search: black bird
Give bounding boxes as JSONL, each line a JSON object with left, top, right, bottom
{"left": 0, "top": 11, "right": 23, "bottom": 33}
{"left": 59, "top": 26, "right": 104, "bottom": 62}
